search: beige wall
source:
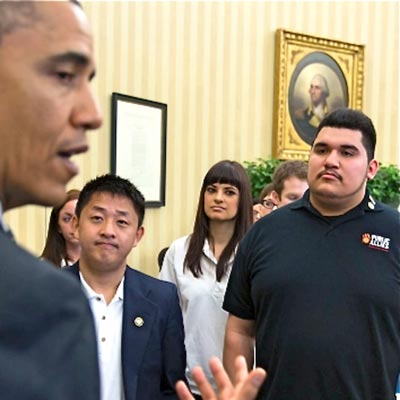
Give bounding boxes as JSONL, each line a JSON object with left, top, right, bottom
{"left": 6, "top": 1, "right": 399, "bottom": 276}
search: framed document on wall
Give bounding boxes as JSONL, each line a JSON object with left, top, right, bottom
{"left": 111, "top": 93, "right": 167, "bottom": 207}
{"left": 273, "top": 29, "right": 365, "bottom": 160}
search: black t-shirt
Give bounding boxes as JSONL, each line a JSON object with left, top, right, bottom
{"left": 224, "top": 191, "right": 400, "bottom": 400}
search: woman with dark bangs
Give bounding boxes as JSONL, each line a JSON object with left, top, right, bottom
{"left": 159, "top": 160, "right": 253, "bottom": 399}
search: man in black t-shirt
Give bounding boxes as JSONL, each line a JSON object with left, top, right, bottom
{"left": 223, "top": 108, "right": 400, "bottom": 400}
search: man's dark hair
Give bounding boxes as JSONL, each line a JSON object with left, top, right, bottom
{"left": 0, "top": 1, "right": 81, "bottom": 44}
{"left": 314, "top": 108, "right": 376, "bottom": 161}
{"left": 76, "top": 174, "right": 145, "bottom": 227}
{"left": 272, "top": 160, "right": 308, "bottom": 198}
{"left": 0, "top": 2, "right": 38, "bottom": 43}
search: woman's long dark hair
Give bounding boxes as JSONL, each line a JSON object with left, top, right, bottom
{"left": 184, "top": 160, "right": 253, "bottom": 281}
{"left": 40, "top": 189, "right": 80, "bottom": 267}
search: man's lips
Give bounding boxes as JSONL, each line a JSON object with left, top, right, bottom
{"left": 57, "top": 144, "right": 89, "bottom": 175}
{"left": 95, "top": 241, "right": 119, "bottom": 249}
{"left": 317, "top": 169, "right": 342, "bottom": 181}
{"left": 58, "top": 144, "right": 89, "bottom": 159}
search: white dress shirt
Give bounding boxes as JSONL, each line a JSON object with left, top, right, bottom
{"left": 80, "top": 273, "right": 125, "bottom": 400}
{"left": 159, "top": 235, "right": 234, "bottom": 395}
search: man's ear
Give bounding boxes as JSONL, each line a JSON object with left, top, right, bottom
{"left": 366, "top": 159, "right": 379, "bottom": 181}
{"left": 271, "top": 190, "right": 280, "bottom": 205}
{"left": 132, "top": 226, "right": 145, "bottom": 248}
{"left": 72, "top": 215, "right": 79, "bottom": 239}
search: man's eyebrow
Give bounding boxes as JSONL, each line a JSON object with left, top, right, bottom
{"left": 313, "top": 142, "right": 328, "bottom": 148}
{"left": 91, "top": 205, "right": 106, "bottom": 213}
{"left": 47, "top": 51, "right": 90, "bottom": 66}
{"left": 313, "top": 142, "right": 360, "bottom": 152}
{"left": 340, "top": 144, "right": 360, "bottom": 152}
{"left": 115, "top": 210, "right": 130, "bottom": 217}
{"left": 91, "top": 205, "right": 130, "bottom": 217}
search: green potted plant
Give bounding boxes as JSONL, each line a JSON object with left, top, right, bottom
{"left": 244, "top": 158, "right": 281, "bottom": 198}
{"left": 245, "top": 158, "right": 400, "bottom": 209}
{"left": 368, "top": 163, "right": 400, "bottom": 208}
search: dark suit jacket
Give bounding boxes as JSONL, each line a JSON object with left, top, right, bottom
{"left": 67, "top": 263, "right": 187, "bottom": 400}
{"left": 0, "top": 229, "right": 100, "bottom": 400}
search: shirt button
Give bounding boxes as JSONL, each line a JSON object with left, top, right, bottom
{"left": 102, "top": 315, "right": 106, "bottom": 320}
{"left": 96, "top": 297, "right": 101, "bottom": 301}
{"left": 101, "top": 337, "right": 106, "bottom": 342}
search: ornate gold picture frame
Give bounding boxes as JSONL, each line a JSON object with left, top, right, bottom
{"left": 273, "top": 29, "right": 365, "bottom": 160}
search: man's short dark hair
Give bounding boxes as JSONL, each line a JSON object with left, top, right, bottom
{"left": 0, "top": 2, "right": 38, "bottom": 43}
{"left": 272, "top": 161, "right": 308, "bottom": 197}
{"left": 314, "top": 108, "right": 376, "bottom": 161}
{"left": 0, "top": 1, "right": 81, "bottom": 44}
{"left": 76, "top": 174, "right": 146, "bottom": 227}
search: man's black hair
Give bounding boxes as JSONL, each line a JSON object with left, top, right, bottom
{"left": 313, "top": 108, "right": 376, "bottom": 161}
{"left": 76, "top": 174, "right": 145, "bottom": 227}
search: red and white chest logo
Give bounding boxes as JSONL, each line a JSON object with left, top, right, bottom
{"left": 361, "top": 233, "right": 390, "bottom": 252}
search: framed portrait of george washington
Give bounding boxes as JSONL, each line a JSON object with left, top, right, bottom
{"left": 272, "top": 29, "right": 365, "bottom": 160}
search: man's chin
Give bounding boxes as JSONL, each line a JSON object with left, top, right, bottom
{"left": 34, "top": 185, "right": 68, "bottom": 208}
{"left": 312, "top": 188, "right": 340, "bottom": 200}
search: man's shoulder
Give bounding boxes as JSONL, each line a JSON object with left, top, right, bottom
{"left": 0, "top": 236, "right": 90, "bottom": 322}
{"left": 257, "top": 202, "right": 303, "bottom": 225}
{"left": 1, "top": 234, "right": 78, "bottom": 287}
{"left": 368, "top": 201, "right": 400, "bottom": 231}
{"left": 125, "top": 266, "right": 177, "bottom": 292}
{"left": 124, "top": 267, "right": 179, "bottom": 312}
{"left": 245, "top": 202, "right": 309, "bottom": 247}
{"left": 374, "top": 201, "right": 399, "bottom": 216}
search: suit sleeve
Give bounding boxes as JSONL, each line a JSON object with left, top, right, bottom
{"left": 160, "top": 283, "right": 188, "bottom": 398}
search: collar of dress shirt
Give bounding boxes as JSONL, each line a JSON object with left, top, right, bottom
{"left": 79, "top": 271, "right": 125, "bottom": 302}
{"left": 0, "top": 201, "right": 10, "bottom": 233}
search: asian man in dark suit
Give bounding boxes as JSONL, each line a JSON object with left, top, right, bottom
{"left": 0, "top": 1, "right": 102, "bottom": 399}
{"left": 66, "top": 174, "right": 187, "bottom": 400}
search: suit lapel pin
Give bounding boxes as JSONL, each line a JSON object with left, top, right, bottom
{"left": 133, "top": 316, "right": 144, "bottom": 327}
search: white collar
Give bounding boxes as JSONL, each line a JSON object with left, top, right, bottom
{"left": 79, "top": 271, "right": 125, "bottom": 302}
{"left": 0, "top": 201, "right": 10, "bottom": 232}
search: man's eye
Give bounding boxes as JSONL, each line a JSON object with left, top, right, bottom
{"left": 56, "top": 71, "right": 75, "bottom": 83}
{"left": 342, "top": 150, "right": 354, "bottom": 157}
{"left": 314, "top": 147, "right": 327, "bottom": 154}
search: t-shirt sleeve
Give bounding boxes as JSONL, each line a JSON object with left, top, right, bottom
{"left": 223, "top": 231, "right": 255, "bottom": 320}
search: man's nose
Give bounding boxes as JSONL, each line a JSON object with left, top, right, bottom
{"left": 100, "top": 219, "right": 116, "bottom": 237}
{"left": 71, "top": 85, "right": 103, "bottom": 130}
{"left": 324, "top": 150, "right": 340, "bottom": 167}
